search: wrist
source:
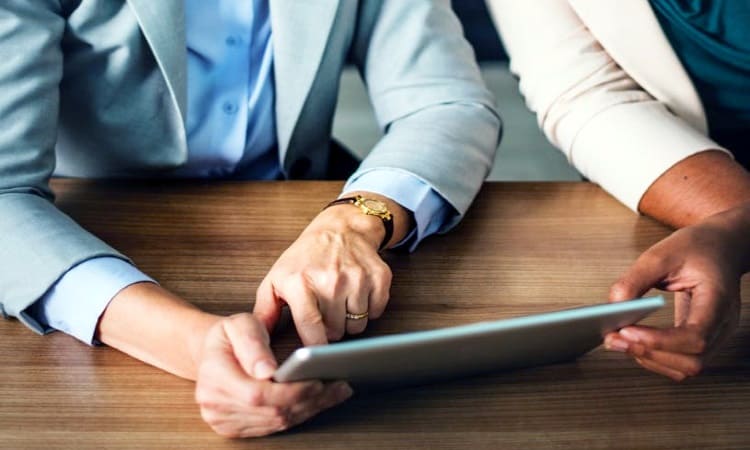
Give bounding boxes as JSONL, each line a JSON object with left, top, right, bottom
{"left": 638, "top": 150, "right": 750, "bottom": 228}
{"left": 324, "top": 191, "right": 412, "bottom": 250}
{"left": 186, "top": 312, "right": 224, "bottom": 379}
{"left": 708, "top": 201, "right": 750, "bottom": 273}
{"left": 312, "top": 203, "right": 386, "bottom": 250}
{"left": 98, "top": 282, "right": 223, "bottom": 380}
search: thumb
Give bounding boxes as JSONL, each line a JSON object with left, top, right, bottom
{"left": 222, "top": 313, "right": 278, "bottom": 380}
{"left": 609, "top": 252, "right": 670, "bottom": 303}
{"left": 253, "top": 277, "right": 284, "bottom": 334}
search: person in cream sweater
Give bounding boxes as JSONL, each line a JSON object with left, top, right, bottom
{"left": 487, "top": 0, "right": 750, "bottom": 381}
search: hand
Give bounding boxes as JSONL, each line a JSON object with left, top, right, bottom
{"left": 604, "top": 204, "right": 750, "bottom": 381}
{"left": 194, "top": 313, "right": 353, "bottom": 438}
{"left": 254, "top": 194, "right": 404, "bottom": 345}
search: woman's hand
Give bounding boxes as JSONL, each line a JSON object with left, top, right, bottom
{"left": 194, "top": 313, "right": 353, "bottom": 438}
{"left": 604, "top": 204, "right": 750, "bottom": 381}
{"left": 253, "top": 192, "right": 410, "bottom": 345}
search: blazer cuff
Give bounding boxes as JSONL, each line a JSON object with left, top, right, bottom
{"left": 24, "top": 257, "right": 154, "bottom": 345}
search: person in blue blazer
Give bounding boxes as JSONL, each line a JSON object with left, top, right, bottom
{"left": 0, "top": 0, "right": 500, "bottom": 437}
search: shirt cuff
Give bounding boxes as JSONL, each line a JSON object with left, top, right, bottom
{"left": 343, "top": 169, "right": 454, "bottom": 251}
{"left": 25, "top": 257, "right": 154, "bottom": 346}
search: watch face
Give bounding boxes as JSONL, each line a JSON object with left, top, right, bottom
{"left": 361, "top": 198, "right": 387, "bottom": 214}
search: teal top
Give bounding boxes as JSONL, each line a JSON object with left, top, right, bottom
{"left": 649, "top": 0, "right": 750, "bottom": 167}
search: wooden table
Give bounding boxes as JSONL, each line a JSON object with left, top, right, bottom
{"left": 1, "top": 180, "right": 748, "bottom": 450}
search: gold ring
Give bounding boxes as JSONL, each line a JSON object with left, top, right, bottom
{"left": 345, "top": 311, "right": 369, "bottom": 320}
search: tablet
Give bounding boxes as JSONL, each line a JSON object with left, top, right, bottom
{"left": 273, "top": 296, "right": 664, "bottom": 386}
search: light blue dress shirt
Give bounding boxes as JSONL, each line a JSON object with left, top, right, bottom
{"left": 28, "top": 0, "right": 450, "bottom": 345}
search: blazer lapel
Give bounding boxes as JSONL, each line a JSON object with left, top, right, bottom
{"left": 569, "top": 0, "right": 707, "bottom": 132}
{"left": 126, "top": 0, "right": 188, "bottom": 128}
{"left": 270, "top": 0, "right": 340, "bottom": 162}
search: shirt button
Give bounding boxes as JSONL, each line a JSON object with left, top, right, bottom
{"left": 222, "top": 102, "right": 238, "bottom": 115}
{"left": 225, "top": 35, "right": 241, "bottom": 47}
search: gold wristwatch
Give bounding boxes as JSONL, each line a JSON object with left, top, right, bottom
{"left": 324, "top": 195, "right": 394, "bottom": 251}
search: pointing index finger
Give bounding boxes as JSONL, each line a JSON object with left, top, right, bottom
{"left": 278, "top": 278, "right": 329, "bottom": 346}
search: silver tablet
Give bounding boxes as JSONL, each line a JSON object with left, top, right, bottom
{"left": 273, "top": 296, "right": 664, "bottom": 386}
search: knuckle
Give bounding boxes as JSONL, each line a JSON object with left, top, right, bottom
{"left": 318, "top": 277, "right": 340, "bottom": 301}
{"left": 299, "top": 306, "right": 324, "bottom": 326}
{"left": 638, "top": 250, "right": 663, "bottom": 267}
{"left": 349, "top": 266, "right": 367, "bottom": 284}
{"left": 309, "top": 269, "right": 332, "bottom": 288}
{"left": 375, "top": 262, "right": 393, "bottom": 283}
{"left": 290, "top": 272, "right": 313, "bottom": 290}
{"left": 291, "top": 272, "right": 329, "bottom": 303}
{"left": 229, "top": 314, "right": 269, "bottom": 343}
{"left": 226, "top": 314, "right": 246, "bottom": 330}
{"left": 609, "top": 280, "right": 634, "bottom": 300}
{"left": 244, "top": 333, "right": 268, "bottom": 350}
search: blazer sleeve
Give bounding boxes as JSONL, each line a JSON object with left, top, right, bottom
{"left": 347, "top": 0, "right": 502, "bottom": 229}
{"left": 0, "top": 1, "right": 127, "bottom": 330}
{"left": 486, "top": 0, "right": 728, "bottom": 211}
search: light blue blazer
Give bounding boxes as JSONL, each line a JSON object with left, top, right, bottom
{"left": 0, "top": 0, "right": 501, "bottom": 332}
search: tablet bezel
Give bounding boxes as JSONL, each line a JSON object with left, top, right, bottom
{"left": 273, "top": 296, "right": 665, "bottom": 385}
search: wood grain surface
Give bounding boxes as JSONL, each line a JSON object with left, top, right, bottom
{"left": 1, "top": 180, "right": 748, "bottom": 450}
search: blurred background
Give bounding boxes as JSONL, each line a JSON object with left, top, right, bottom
{"left": 332, "top": 0, "right": 581, "bottom": 181}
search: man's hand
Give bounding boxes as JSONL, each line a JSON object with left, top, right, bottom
{"left": 253, "top": 192, "right": 409, "bottom": 345}
{"left": 604, "top": 204, "right": 750, "bottom": 381}
{"left": 195, "top": 313, "right": 353, "bottom": 438}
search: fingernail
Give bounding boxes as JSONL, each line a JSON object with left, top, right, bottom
{"left": 605, "top": 338, "right": 629, "bottom": 353}
{"left": 253, "top": 360, "right": 277, "bottom": 379}
{"left": 334, "top": 382, "right": 353, "bottom": 400}
{"left": 619, "top": 328, "right": 643, "bottom": 343}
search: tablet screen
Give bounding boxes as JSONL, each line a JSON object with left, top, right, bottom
{"left": 273, "top": 296, "right": 664, "bottom": 386}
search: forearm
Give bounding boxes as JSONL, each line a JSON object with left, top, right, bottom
{"left": 639, "top": 150, "right": 750, "bottom": 228}
{"left": 96, "top": 282, "right": 221, "bottom": 380}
